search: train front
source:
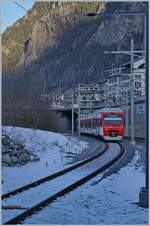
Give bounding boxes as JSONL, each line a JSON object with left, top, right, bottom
{"left": 102, "top": 112, "right": 125, "bottom": 140}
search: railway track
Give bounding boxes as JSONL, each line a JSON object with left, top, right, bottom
{"left": 2, "top": 141, "right": 107, "bottom": 200}
{"left": 3, "top": 141, "right": 124, "bottom": 225}
{"left": 124, "top": 136, "right": 145, "bottom": 143}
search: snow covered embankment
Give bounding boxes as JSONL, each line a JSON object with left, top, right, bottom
{"left": 2, "top": 127, "right": 89, "bottom": 192}
{"left": 2, "top": 126, "right": 89, "bottom": 167}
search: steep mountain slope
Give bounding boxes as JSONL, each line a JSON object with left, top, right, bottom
{"left": 2, "top": 1, "right": 146, "bottom": 129}
{"left": 2, "top": 2, "right": 104, "bottom": 75}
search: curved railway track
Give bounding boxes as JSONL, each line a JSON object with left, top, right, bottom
{"left": 2, "top": 141, "right": 108, "bottom": 200}
{"left": 3, "top": 140, "right": 124, "bottom": 225}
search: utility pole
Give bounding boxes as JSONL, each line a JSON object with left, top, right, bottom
{"left": 125, "top": 89, "right": 129, "bottom": 136}
{"left": 78, "top": 84, "right": 81, "bottom": 137}
{"left": 144, "top": 8, "right": 149, "bottom": 192}
{"left": 59, "top": 79, "right": 63, "bottom": 101}
{"left": 118, "top": 74, "right": 120, "bottom": 104}
{"left": 139, "top": 6, "right": 149, "bottom": 208}
{"left": 130, "top": 39, "right": 135, "bottom": 145}
{"left": 72, "top": 89, "right": 74, "bottom": 136}
{"left": 105, "top": 85, "right": 108, "bottom": 106}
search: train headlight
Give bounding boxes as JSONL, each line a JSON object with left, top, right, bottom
{"left": 110, "top": 132, "right": 117, "bottom": 137}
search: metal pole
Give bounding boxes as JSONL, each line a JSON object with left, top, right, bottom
{"left": 139, "top": 6, "right": 149, "bottom": 208}
{"left": 105, "top": 85, "right": 108, "bottom": 106}
{"left": 125, "top": 89, "right": 129, "bottom": 136}
{"left": 72, "top": 89, "right": 74, "bottom": 136}
{"left": 118, "top": 74, "right": 120, "bottom": 104}
{"left": 130, "top": 39, "right": 135, "bottom": 145}
{"left": 144, "top": 8, "right": 149, "bottom": 191}
{"left": 78, "top": 84, "right": 81, "bottom": 137}
{"left": 59, "top": 80, "right": 63, "bottom": 100}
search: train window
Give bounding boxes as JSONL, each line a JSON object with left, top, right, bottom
{"left": 95, "top": 120, "right": 97, "bottom": 128}
{"left": 95, "top": 119, "right": 98, "bottom": 128}
{"left": 92, "top": 119, "right": 97, "bottom": 129}
{"left": 91, "top": 120, "right": 94, "bottom": 128}
{"left": 83, "top": 121, "right": 85, "bottom": 128}
{"left": 90, "top": 119, "right": 92, "bottom": 128}
{"left": 88, "top": 120, "right": 89, "bottom": 127}
{"left": 104, "top": 114, "right": 122, "bottom": 125}
{"left": 92, "top": 120, "right": 94, "bottom": 129}
{"left": 85, "top": 120, "right": 87, "bottom": 128}
{"left": 81, "top": 121, "right": 84, "bottom": 128}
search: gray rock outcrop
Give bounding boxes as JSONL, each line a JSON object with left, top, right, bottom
{"left": 2, "top": 133, "right": 40, "bottom": 167}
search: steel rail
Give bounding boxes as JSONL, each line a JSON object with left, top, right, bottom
{"left": 4, "top": 142, "right": 124, "bottom": 225}
{"left": 124, "top": 136, "right": 145, "bottom": 143}
{"left": 2, "top": 139, "right": 107, "bottom": 200}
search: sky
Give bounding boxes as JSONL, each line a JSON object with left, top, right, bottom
{"left": 1, "top": 0, "right": 35, "bottom": 32}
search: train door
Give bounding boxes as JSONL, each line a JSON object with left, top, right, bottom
{"left": 99, "top": 113, "right": 103, "bottom": 136}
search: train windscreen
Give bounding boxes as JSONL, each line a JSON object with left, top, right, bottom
{"left": 104, "top": 114, "right": 123, "bottom": 125}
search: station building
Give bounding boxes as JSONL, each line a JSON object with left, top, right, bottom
{"left": 104, "top": 58, "right": 145, "bottom": 103}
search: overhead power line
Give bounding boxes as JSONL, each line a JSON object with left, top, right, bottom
{"left": 14, "top": 1, "right": 50, "bottom": 29}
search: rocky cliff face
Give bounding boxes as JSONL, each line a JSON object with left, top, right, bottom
{"left": 2, "top": 2, "right": 104, "bottom": 74}
{"left": 2, "top": 2, "right": 145, "bottom": 76}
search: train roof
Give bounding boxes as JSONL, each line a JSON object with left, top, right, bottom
{"left": 95, "top": 107, "right": 124, "bottom": 113}
{"left": 80, "top": 107, "right": 124, "bottom": 119}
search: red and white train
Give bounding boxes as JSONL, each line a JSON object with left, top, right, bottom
{"left": 80, "top": 107, "right": 125, "bottom": 141}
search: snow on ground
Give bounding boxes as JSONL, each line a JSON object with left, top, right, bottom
{"left": 2, "top": 127, "right": 148, "bottom": 224}
{"left": 23, "top": 150, "right": 148, "bottom": 225}
{"left": 2, "top": 143, "right": 119, "bottom": 223}
{"left": 2, "top": 126, "right": 89, "bottom": 193}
